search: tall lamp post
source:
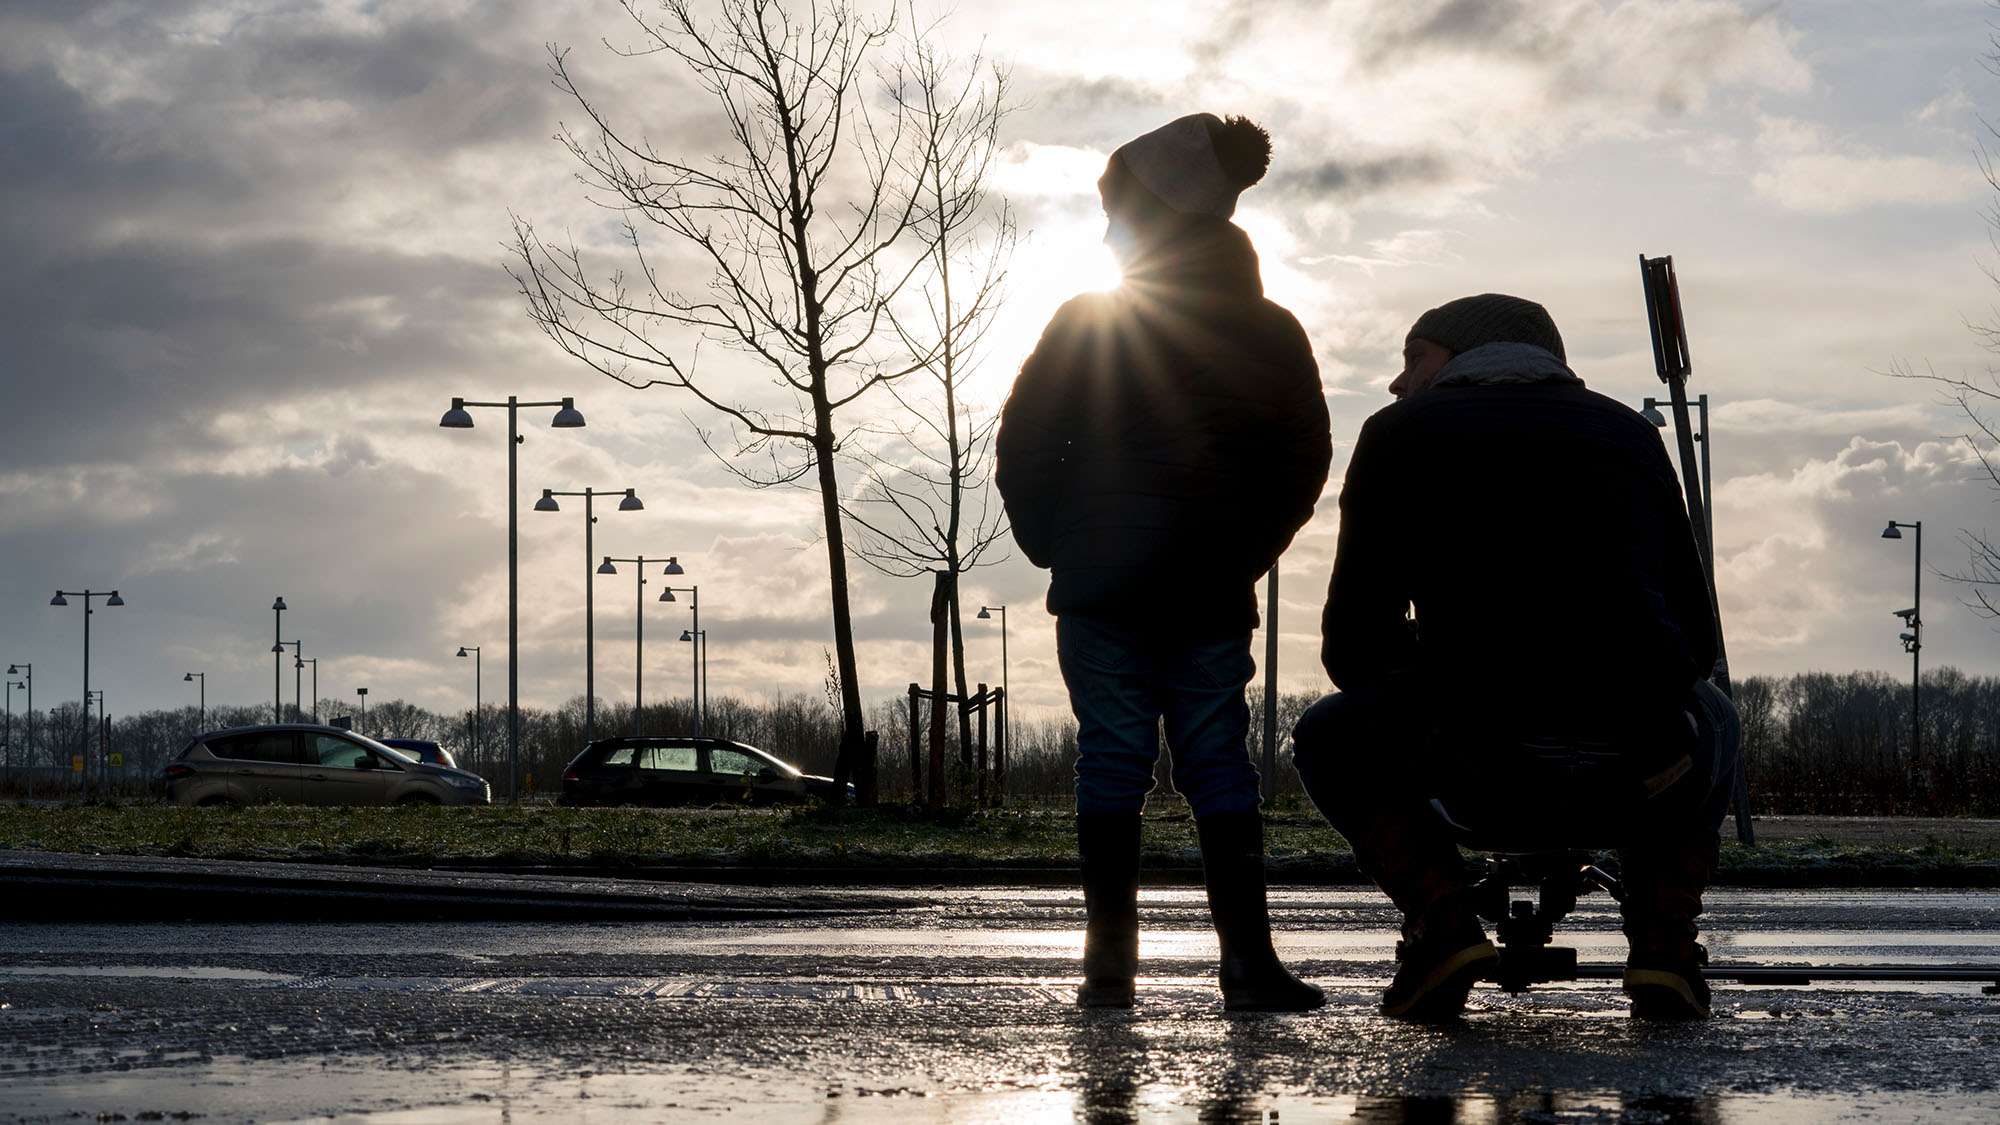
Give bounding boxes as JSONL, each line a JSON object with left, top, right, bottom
{"left": 976, "top": 604, "right": 1009, "bottom": 787}
{"left": 7, "top": 664, "right": 31, "bottom": 799}
{"left": 662, "top": 583, "right": 700, "bottom": 732}
{"left": 457, "top": 646, "right": 482, "bottom": 770}
{"left": 271, "top": 596, "right": 287, "bottom": 723}
{"left": 274, "top": 640, "right": 302, "bottom": 722}
{"left": 296, "top": 658, "right": 318, "bottom": 723}
{"left": 356, "top": 687, "right": 369, "bottom": 732}
{"left": 51, "top": 588, "right": 122, "bottom": 800}
{"left": 183, "top": 672, "right": 206, "bottom": 730}
{"left": 678, "top": 628, "right": 708, "bottom": 727}
{"left": 440, "top": 393, "right": 587, "bottom": 802}
{"left": 1882, "top": 519, "right": 1923, "bottom": 762}
{"left": 535, "top": 486, "right": 643, "bottom": 742}
{"left": 598, "top": 555, "right": 685, "bottom": 735}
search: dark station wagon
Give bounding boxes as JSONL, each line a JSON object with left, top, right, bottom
{"left": 558, "top": 736, "right": 851, "bottom": 807}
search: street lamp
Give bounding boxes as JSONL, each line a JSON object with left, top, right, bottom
{"left": 598, "top": 555, "right": 685, "bottom": 735}
{"left": 678, "top": 628, "right": 708, "bottom": 727}
{"left": 296, "top": 658, "right": 318, "bottom": 723}
{"left": 271, "top": 596, "right": 287, "bottom": 723}
{"left": 457, "top": 646, "right": 482, "bottom": 769}
{"left": 535, "top": 486, "right": 643, "bottom": 742}
{"left": 441, "top": 393, "right": 587, "bottom": 802}
{"left": 273, "top": 640, "right": 302, "bottom": 722}
{"left": 183, "top": 672, "right": 206, "bottom": 730}
{"left": 7, "top": 664, "right": 32, "bottom": 799}
{"left": 1641, "top": 394, "right": 1713, "bottom": 575}
{"left": 1882, "top": 519, "right": 1923, "bottom": 761}
{"left": 976, "top": 604, "right": 1009, "bottom": 786}
{"left": 356, "top": 686, "right": 369, "bottom": 732}
{"left": 661, "top": 583, "right": 700, "bottom": 733}
{"left": 51, "top": 588, "right": 122, "bottom": 800}
{"left": 4, "top": 674, "right": 24, "bottom": 790}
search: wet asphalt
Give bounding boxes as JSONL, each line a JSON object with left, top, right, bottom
{"left": 2, "top": 854, "right": 2000, "bottom": 1122}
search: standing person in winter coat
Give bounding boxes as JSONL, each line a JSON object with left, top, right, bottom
{"left": 996, "top": 113, "right": 1332, "bottom": 1011}
{"left": 1291, "top": 293, "right": 1740, "bottom": 1021}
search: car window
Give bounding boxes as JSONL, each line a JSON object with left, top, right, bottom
{"left": 314, "top": 734, "right": 386, "bottom": 770}
{"left": 206, "top": 731, "right": 299, "bottom": 764}
{"left": 639, "top": 745, "right": 697, "bottom": 772}
{"left": 709, "top": 748, "right": 759, "bottom": 775}
{"left": 598, "top": 747, "right": 636, "bottom": 767}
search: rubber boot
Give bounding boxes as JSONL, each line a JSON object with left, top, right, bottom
{"left": 1348, "top": 810, "right": 1497, "bottom": 1021}
{"left": 1618, "top": 831, "right": 1720, "bottom": 1020}
{"left": 1075, "top": 812, "right": 1142, "bottom": 1007}
{"left": 1194, "top": 811, "right": 1325, "bottom": 1012}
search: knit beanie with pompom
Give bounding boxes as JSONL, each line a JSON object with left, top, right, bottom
{"left": 1101, "top": 113, "right": 1271, "bottom": 220}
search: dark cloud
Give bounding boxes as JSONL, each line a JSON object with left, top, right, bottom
{"left": 1270, "top": 151, "right": 1456, "bottom": 201}
{"left": 1007, "top": 69, "right": 1169, "bottom": 150}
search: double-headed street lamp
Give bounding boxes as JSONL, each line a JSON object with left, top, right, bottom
{"left": 274, "top": 640, "right": 302, "bottom": 722}
{"left": 536, "top": 486, "right": 643, "bottom": 741}
{"left": 51, "top": 589, "right": 122, "bottom": 800}
{"left": 678, "top": 628, "right": 708, "bottom": 728}
{"left": 598, "top": 555, "right": 685, "bottom": 736}
{"left": 271, "top": 597, "right": 287, "bottom": 723}
{"left": 661, "top": 584, "right": 700, "bottom": 732}
{"left": 456, "top": 646, "right": 482, "bottom": 768}
{"left": 976, "top": 605, "right": 1010, "bottom": 777}
{"left": 440, "top": 393, "right": 587, "bottom": 802}
{"left": 183, "top": 671, "right": 206, "bottom": 729}
{"left": 1882, "top": 519, "right": 1923, "bottom": 761}
{"left": 6, "top": 664, "right": 31, "bottom": 798}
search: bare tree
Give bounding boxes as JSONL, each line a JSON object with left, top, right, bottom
{"left": 840, "top": 24, "right": 1014, "bottom": 800}
{"left": 1889, "top": 30, "right": 2000, "bottom": 619}
{"left": 509, "top": 0, "right": 940, "bottom": 786}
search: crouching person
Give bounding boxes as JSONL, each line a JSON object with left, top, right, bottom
{"left": 997, "top": 113, "right": 1332, "bottom": 1010}
{"left": 1292, "top": 294, "right": 1741, "bottom": 1021}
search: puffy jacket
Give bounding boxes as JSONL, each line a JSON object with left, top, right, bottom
{"left": 997, "top": 215, "right": 1331, "bottom": 634}
{"left": 1322, "top": 376, "right": 1717, "bottom": 741}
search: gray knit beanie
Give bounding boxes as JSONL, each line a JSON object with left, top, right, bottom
{"left": 1406, "top": 293, "right": 1565, "bottom": 363}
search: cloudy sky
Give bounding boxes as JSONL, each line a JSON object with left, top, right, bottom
{"left": 2, "top": 0, "right": 1995, "bottom": 728}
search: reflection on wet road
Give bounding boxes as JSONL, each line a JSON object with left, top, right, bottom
{"left": 1, "top": 888, "right": 1997, "bottom": 1122}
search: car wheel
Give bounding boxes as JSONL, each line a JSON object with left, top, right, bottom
{"left": 397, "top": 792, "right": 442, "bottom": 807}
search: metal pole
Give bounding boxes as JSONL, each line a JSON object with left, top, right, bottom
{"left": 81, "top": 596, "right": 91, "bottom": 799}
{"left": 584, "top": 490, "right": 596, "bottom": 742}
{"left": 1262, "top": 566, "right": 1279, "bottom": 803}
{"left": 309, "top": 660, "right": 317, "bottom": 723}
{"left": 1913, "top": 521, "right": 1923, "bottom": 764}
{"left": 273, "top": 598, "right": 284, "bottom": 724}
{"left": 22, "top": 667, "right": 32, "bottom": 801}
{"left": 506, "top": 396, "right": 519, "bottom": 802}
{"left": 293, "top": 646, "right": 303, "bottom": 723}
{"left": 689, "top": 586, "right": 699, "bottom": 734}
{"left": 635, "top": 556, "right": 646, "bottom": 736}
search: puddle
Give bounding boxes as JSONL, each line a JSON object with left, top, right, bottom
{"left": 5, "top": 1059, "right": 1994, "bottom": 1123}
{"left": 0, "top": 964, "right": 297, "bottom": 981}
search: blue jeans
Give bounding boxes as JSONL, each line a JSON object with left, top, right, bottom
{"left": 1057, "top": 614, "right": 1263, "bottom": 817}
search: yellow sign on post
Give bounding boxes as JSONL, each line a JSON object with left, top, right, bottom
{"left": 71, "top": 756, "right": 83, "bottom": 773}
{"left": 109, "top": 753, "right": 124, "bottom": 767}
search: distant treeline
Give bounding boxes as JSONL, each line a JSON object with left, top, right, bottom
{"left": 3, "top": 669, "right": 1993, "bottom": 815}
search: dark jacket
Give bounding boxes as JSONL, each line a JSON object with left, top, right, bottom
{"left": 1322, "top": 374, "right": 1716, "bottom": 744}
{"left": 996, "top": 216, "right": 1332, "bottom": 633}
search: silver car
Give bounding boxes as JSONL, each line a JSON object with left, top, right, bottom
{"left": 162, "top": 724, "right": 491, "bottom": 807}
